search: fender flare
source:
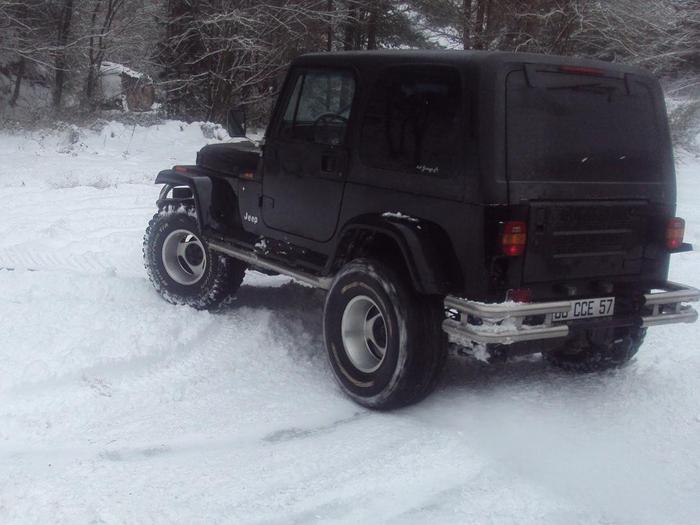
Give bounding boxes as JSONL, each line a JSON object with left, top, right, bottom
{"left": 155, "top": 169, "right": 214, "bottom": 230}
{"left": 331, "top": 214, "right": 460, "bottom": 295}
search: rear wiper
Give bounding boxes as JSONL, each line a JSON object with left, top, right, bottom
{"left": 548, "top": 83, "right": 619, "bottom": 95}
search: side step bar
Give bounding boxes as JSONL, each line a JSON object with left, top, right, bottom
{"left": 444, "top": 282, "right": 700, "bottom": 346}
{"left": 208, "top": 240, "right": 333, "bottom": 290}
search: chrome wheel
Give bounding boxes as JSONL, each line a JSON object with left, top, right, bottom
{"left": 161, "top": 229, "right": 207, "bottom": 285}
{"left": 341, "top": 295, "right": 388, "bottom": 373}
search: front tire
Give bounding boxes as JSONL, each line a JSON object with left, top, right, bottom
{"left": 143, "top": 206, "right": 246, "bottom": 309}
{"left": 323, "top": 259, "right": 447, "bottom": 410}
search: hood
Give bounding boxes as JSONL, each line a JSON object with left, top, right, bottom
{"left": 196, "top": 140, "right": 261, "bottom": 177}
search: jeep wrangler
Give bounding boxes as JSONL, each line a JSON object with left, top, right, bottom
{"left": 144, "top": 50, "right": 699, "bottom": 409}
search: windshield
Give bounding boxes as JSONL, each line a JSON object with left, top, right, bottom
{"left": 506, "top": 69, "right": 663, "bottom": 183}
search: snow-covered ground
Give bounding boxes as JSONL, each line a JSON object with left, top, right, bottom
{"left": 1, "top": 121, "right": 699, "bottom": 524}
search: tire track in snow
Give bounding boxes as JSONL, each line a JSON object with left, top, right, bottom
{"left": 0, "top": 248, "right": 117, "bottom": 274}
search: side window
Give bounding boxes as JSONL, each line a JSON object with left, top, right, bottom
{"left": 360, "top": 66, "right": 462, "bottom": 176}
{"left": 280, "top": 69, "right": 355, "bottom": 144}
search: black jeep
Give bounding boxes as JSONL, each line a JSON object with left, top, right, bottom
{"left": 144, "top": 50, "right": 699, "bottom": 409}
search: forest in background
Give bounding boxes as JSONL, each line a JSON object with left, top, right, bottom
{"left": 1, "top": 0, "right": 700, "bottom": 131}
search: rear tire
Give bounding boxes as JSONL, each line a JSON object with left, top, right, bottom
{"left": 323, "top": 259, "right": 447, "bottom": 410}
{"left": 544, "top": 326, "right": 646, "bottom": 373}
{"left": 143, "top": 205, "right": 246, "bottom": 309}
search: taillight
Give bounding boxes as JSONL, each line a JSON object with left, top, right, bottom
{"left": 502, "top": 221, "right": 527, "bottom": 257}
{"left": 506, "top": 288, "right": 532, "bottom": 303}
{"left": 558, "top": 65, "right": 605, "bottom": 77}
{"left": 666, "top": 217, "right": 685, "bottom": 250}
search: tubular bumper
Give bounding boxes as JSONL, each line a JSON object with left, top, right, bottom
{"left": 443, "top": 282, "right": 700, "bottom": 346}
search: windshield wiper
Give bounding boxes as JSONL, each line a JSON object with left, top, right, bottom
{"left": 549, "top": 83, "right": 619, "bottom": 95}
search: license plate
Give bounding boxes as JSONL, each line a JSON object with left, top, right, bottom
{"left": 552, "top": 297, "right": 615, "bottom": 322}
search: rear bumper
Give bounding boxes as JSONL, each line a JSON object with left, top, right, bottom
{"left": 443, "top": 281, "right": 700, "bottom": 346}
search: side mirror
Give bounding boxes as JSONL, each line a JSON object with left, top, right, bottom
{"left": 313, "top": 113, "right": 348, "bottom": 146}
{"left": 227, "top": 107, "right": 247, "bottom": 138}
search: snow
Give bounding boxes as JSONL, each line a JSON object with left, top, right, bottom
{"left": 1, "top": 122, "right": 700, "bottom": 524}
{"left": 100, "top": 61, "right": 147, "bottom": 80}
{"left": 382, "top": 211, "right": 420, "bottom": 223}
{"left": 0, "top": 120, "right": 250, "bottom": 190}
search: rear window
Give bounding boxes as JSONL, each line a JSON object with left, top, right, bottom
{"left": 506, "top": 69, "right": 663, "bottom": 183}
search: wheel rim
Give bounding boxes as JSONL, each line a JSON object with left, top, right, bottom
{"left": 161, "top": 229, "right": 207, "bottom": 285}
{"left": 341, "top": 296, "right": 388, "bottom": 373}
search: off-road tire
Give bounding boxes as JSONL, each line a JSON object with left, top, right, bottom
{"left": 323, "top": 258, "right": 447, "bottom": 410}
{"left": 544, "top": 326, "right": 646, "bottom": 373}
{"left": 143, "top": 205, "right": 246, "bottom": 309}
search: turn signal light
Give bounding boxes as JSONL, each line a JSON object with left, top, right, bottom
{"left": 666, "top": 217, "right": 685, "bottom": 250}
{"left": 502, "top": 221, "right": 527, "bottom": 257}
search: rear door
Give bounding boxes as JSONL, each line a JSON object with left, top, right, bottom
{"left": 262, "top": 68, "right": 355, "bottom": 242}
{"left": 505, "top": 65, "right": 674, "bottom": 283}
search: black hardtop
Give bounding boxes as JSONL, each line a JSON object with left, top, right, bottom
{"left": 291, "top": 49, "right": 671, "bottom": 206}
{"left": 293, "top": 49, "right": 655, "bottom": 78}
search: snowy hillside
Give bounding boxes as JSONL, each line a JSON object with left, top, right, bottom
{"left": 1, "top": 121, "right": 700, "bottom": 524}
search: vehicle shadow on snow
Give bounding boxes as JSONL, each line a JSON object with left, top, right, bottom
{"left": 442, "top": 355, "right": 559, "bottom": 390}
{"left": 433, "top": 352, "right": 639, "bottom": 404}
{"left": 220, "top": 280, "right": 328, "bottom": 363}
{"left": 230, "top": 281, "right": 324, "bottom": 313}
{"left": 225, "top": 281, "right": 325, "bottom": 334}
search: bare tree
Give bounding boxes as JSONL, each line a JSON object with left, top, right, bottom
{"left": 4, "top": 0, "right": 700, "bottom": 123}
{"left": 52, "top": 0, "right": 75, "bottom": 109}
{"left": 0, "top": 1, "right": 55, "bottom": 106}
{"left": 158, "top": 1, "right": 355, "bottom": 122}
{"left": 83, "top": 0, "right": 127, "bottom": 105}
